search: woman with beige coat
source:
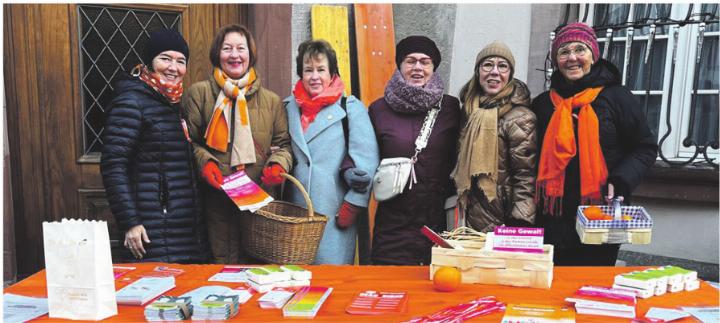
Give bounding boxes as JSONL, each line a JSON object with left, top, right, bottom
{"left": 182, "top": 24, "right": 293, "bottom": 263}
{"left": 454, "top": 41, "right": 537, "bottom": 232}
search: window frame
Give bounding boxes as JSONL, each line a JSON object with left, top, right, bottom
{"left": 73, "top": 3, "right": 189, "bottom": 163}
{"left": 581, "top": 3, "right": 719, "bottom": 163}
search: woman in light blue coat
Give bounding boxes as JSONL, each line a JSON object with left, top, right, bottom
{"left": 284, "top": 40, "right": 379, "bottom": 264}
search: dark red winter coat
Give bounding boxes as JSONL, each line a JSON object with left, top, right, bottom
{"left": 369, "top": 94, "right": 461, "bottom": 265}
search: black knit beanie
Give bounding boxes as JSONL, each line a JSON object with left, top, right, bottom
{"left": 395, "top": 36, "right": 441, "bottom": 71}
{"left": 144, "top": 29, "right": 190, "bottom": 65}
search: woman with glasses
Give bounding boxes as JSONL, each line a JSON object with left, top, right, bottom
{"left": 101, "top": 29, "right": 210, "bottom": 263}
{"left": 369, "top": 36, "right": 461, "bottom": 265}
{"left": 531, "top": 22, "right": 657, "bottom": 266}
{"left": 283, "top": 39, "right": 379, "bottom": 264}
{"left": 454, "top": 41, "right": 536, "bottom": 233}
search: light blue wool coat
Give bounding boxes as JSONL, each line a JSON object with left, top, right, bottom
{"left": 283, "top": 95, "right": 379, "bottom": 264}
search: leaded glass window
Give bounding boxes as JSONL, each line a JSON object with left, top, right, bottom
{"left": 78, "top": 5, "right": 182, "bottom": 156}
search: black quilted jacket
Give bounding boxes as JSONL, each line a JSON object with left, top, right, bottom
{"left": 100, "top": 77, "right": 209, "bottom": 263}
{"left": 531, "top": 59, "right": 658, "bottom": 249}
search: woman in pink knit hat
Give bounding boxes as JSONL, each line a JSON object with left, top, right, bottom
{"left": 531, "top": 22, "right": 657, "bottom": 266}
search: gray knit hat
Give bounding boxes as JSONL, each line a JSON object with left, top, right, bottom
{"left": 476, "top": 41, "right": 515, "bottom": 75}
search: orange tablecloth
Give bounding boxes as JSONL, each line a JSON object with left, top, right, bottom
{"left": 5, "top": 263, "right": 718, "bottom": 322}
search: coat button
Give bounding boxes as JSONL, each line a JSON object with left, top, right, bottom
{"left": 327, "top": 115, "right": 333, "bottom": 120}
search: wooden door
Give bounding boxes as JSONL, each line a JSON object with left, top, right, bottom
{"left": 4, "top": 3, "right": 291, "bottom": 278}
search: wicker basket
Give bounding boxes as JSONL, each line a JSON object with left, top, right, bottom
{"left": 576, "top": 205, "right": 653, "bottom": 245}
{"left": 241, "top": 173, "right": 327, "bottom": 264}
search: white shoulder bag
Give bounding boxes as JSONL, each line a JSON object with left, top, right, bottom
{"left": 373, "top": 99, "right": 441, "bottom": 202}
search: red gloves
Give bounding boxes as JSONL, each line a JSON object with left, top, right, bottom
{"left": 261, "top": 164, "right": 286, "bottom": 186}
{"left": 336, "top": 201, "right": 365, "bottom": 229}
{"left": 201, "top": 161, "right": 223, "bottom": 189}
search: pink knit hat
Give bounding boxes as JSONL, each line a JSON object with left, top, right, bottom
{"left": 551, "top": 22, "right": 599, "bottom": 67}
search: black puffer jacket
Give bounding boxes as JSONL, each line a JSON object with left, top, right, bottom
{"left": 531, "top": 59, "right": 658, "bottom": 248}
{"left": 101, "top": 77, "right": 209, "bottom": 263}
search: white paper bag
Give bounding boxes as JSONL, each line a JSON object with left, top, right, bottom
{"left": 43, "top": 218, "right": 117, "bottom": 320}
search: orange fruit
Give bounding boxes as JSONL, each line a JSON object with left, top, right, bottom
{"left": 433, "top": 266, "right": 461, "bottom": 292}
{"left": 622, "top": 215, "right": 633, "bottom": 221}
{"left": 584, "top": 206, "right": 604, "bottom": 220}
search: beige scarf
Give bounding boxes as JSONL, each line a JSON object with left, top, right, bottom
{"left": 205, "top": 67, "right": 257, "bottom": 167}
{"left": 454, "top": 80, "right": 517, "bottom": 202}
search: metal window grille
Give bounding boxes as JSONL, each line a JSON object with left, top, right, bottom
{"left": 78, "top": 5, "right": 182, "bottom": 156}
{"left": 567, "top": 3, "right": 719, "bottom": 167}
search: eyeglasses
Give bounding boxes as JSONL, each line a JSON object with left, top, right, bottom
{"left": 479, "top": 61, "right": 510, "bottom": 73}
{"left": 403, "top": 57, "right": 433, "bottom": 68}
{"left": 557, "top": 45, "right": 589, "bottom": 60}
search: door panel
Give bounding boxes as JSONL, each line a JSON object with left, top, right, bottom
{"left": 4, "top": 3, "right": 293, "bottom": 278}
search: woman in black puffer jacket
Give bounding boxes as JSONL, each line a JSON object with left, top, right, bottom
{"left": 532, "top": 23, "right": 657, "bottom": 266}
{"left": 101, "top": 29, "right": 209, "bottom": 263}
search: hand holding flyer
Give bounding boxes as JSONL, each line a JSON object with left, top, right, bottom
{"left": 221, "top": 170, "right": 274, "bottom": 213}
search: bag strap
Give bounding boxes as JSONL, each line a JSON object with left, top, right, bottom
{"left": 340, "top": 96, "right": 349, "bottom": 153}
{"left": 411, "top": 96, "right": 442, "bottom": 162}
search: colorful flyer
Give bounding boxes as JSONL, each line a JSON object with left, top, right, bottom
{"left": 208, "top": 266, "right": 258, "bottom": 283}
{"left": 140, "top": 266, "right": 184, "bottom": 278}
{"left": 282, "top": 286, "right": 333, "bottom": 318}
{"left": 346, "top": 291, "right": 408, "bottom": 315}
{"left": 501, "top": 303, "right": 575, "bottom": 323}
{"left": 221, "top": 170, "right": 273, "bottom": 213}
{"left": 492, "top": 226, "right": 544, "bottom": 253}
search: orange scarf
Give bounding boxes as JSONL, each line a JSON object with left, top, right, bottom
{"left": 134, "top": 64, "right": 183, "bottom": 104}
{"left": 205, "top": 67, "right": 257, "bottom": 166}
{"left": 536, "top": 87, "right": 607, "bottom": 216}
{"left": 292, "top": 75, "right": 345, "bottom": 132}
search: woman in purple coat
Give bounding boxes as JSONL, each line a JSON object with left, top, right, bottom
{"left": 369, "top": 36, "right": 461, "bottom": 265}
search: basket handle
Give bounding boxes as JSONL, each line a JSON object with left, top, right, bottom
{"left": 280, "top": 173, "right": 314, "bottom": 218}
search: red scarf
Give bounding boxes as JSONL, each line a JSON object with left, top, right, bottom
{"left": 134, "top": 64, "right": 183, "bottom": 104}
{"left": 536, "top": 87, "right": 607, "bottom": 216}
{"left": 293, "top": 76, "right": 345, "bottom": 132}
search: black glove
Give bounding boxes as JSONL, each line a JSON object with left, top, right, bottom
{"left": 343, "top": 168, "right": 371, "bottom": 193}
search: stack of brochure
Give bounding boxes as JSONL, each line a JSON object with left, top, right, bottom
{"left": 116, "top": 277, "right": 176, "bottom": 306}
{"left": 193, "top": 294, "right": 240, "bottom": 320}
{"left": 208, "top": 266, "right": 257, "bottom": 283}
{"left": 565, "top": 286, "right": 636, "bottom": 318}
{"left": 176, "top": 285, "right": 255, "bottom": 320}
{"left": 258, "top": 287, "right": 297, "bottom": 309}
{"left": 247, "top": 265, "right": 311, "bottom": 293}
{"left": 282, "top": 286, "right": 333, "bottom": 318}
{"left": 3, "top": 294, "right": 49, "bottom": 323}
{"left": 143, "top": 296, "right": 192, "bottom": 321}
{"left": 613, "top": 265, "right": 700, "bottom": 298}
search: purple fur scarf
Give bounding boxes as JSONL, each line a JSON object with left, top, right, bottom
{"left": 383, "top": 70, "right": 444, "bottom": 114}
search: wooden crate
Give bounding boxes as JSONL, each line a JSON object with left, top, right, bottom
{"left": 430, "top": 240, "right": 554, "bottom": 289}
